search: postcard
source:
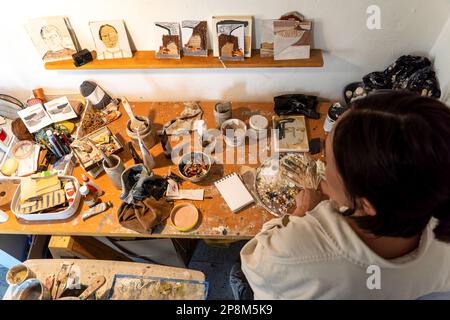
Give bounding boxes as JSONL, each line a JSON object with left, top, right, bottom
{"left": 273, "top": 20, "right": 311, "bottom": 60}
{"left": 89, "top": 20, "right": 133, "bottom": 60}
{"left": 17, "top": 104, "right": 53, "bottom": 133}
{"left": 25, "top": 16, "right": 78, "bottom": 63}
{"left": 216, "top": 21, "right": 245, "bottom": 61}
{"left": 181, "top": 20, "right": 208, "bottom": 57}
{"left": 155, "top": 22, "right": 181, "bottom": 59}
{"left": 44, "top": 96, "right": 78, "bottom": 122}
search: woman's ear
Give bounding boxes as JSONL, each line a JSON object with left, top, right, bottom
{"left": 361, "top": 198, "right": 377, "bottom": 216}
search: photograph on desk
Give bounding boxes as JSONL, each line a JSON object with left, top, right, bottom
{"left": 43, "top": 96, "right": 78, "bottom": 123}
{"left": 17, "top": 103, "right": 53, "bottom": 133}
{"left": 17, "top": 97, "right": 78, "bottom": 133}
{"left": 89, "top": 20, "right": 133, "bottom": 60}
{"left": 25, "top": 16, "right": 79, "bottom": 63}
{"left": 154, "top": 22, "right": 181, "bottom": 59}
{"left": 272, "top": 115, "right": 309, "bottom": 153}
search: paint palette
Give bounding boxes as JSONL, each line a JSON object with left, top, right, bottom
{"left": 255, "top": 153, "right": 322, "bottom": 217}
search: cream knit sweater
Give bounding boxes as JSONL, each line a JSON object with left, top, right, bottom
{"left": 241, "top": 200, "right": 450, "bottom": 299}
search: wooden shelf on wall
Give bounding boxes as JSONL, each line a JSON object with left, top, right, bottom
{"left": 45, "top": 49, "right": 324, "bottom": 70}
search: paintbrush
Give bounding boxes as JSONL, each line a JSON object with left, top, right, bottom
{"left": 122, "top": 97, "right": 146, "bottom": 132}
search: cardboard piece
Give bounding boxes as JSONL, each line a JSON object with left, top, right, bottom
{"left": 273, "top": 20, "right": 311, "bottom": 60}
{"left": 260, "top": 19, "right": 275, "bottom": 57}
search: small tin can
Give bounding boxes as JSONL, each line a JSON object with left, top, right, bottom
{"left": 323, "top": 103, "right": 347, "bottom": 133}
{"left": 214, "top": 101, "right": 232, "bottom": 128}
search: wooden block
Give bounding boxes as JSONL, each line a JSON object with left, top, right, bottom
{"left": 49, "top": 236, "right": 132, "bottom": 261}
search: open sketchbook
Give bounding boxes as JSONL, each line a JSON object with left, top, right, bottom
{"left": 17, "top": 96, "right": 77, "bottom": 133}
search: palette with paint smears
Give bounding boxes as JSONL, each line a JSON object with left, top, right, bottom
{"left": 170, "top": 203, "right": 199, "bottom": 232}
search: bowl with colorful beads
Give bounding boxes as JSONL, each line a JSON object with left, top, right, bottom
{"left": 177, "top": 152, "right": 211, "bottom": 183}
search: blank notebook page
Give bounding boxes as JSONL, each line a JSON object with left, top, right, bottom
{"left": 214, "top": 172, "right": 254, "bottom": 212}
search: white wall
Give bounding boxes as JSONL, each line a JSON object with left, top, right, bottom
{"left": 0, "top": 0, "right": 449, "bottom": 103}
{"left": 431, "top": 16, "right": 450, "bottom": 105}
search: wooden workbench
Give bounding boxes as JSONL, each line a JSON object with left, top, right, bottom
{"left": 0, "top": 101, "right": 328, "bottom": 240}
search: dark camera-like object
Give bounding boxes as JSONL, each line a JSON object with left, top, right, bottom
{"left": 274, "top": 94, "right": 320, "bottom": 119}
{"left": 72, "top": 49, "right": 93, "bottom": 67}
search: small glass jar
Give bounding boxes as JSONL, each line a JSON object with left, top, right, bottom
{"left": 79, "top": 185, "right": 98, "bottom": 207}
{"left": 323, "top": 103, "right": 348, "bottom": 133}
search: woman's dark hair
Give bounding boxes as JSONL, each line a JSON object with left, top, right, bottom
{"left": 333, "top": 90, "right": 450, "bottom": 242}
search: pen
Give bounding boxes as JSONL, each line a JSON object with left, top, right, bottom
{"left": 56, "top": 132, "right": 70, "bottom": 154}
{"left": 46, "top": 130, "right": 63, "bottom": 158}
{"left": 54, "top": 131, "right": 69, "bottom": 155}
{"left": 60, "top": 132, "right": 72, "bottom": 147}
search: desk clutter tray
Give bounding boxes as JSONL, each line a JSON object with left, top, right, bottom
{"left": 11, "top": 175, "right": 81, "bottom": 221}
{"left": 255, "top": 153, "right": 322, "bottom": 217}
{"left": 71, "top": 126, "right": 123, "bottom": 172}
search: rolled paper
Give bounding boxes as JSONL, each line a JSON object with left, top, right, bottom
{"left": 79, "top": 80, "right": 112, "bottom": 110}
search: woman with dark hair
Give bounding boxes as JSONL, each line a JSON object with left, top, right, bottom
{"left": 240, "top": 90, "right": 450, "bottom": 299}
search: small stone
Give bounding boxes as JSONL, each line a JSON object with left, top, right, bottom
{"left": 355, "top": 87, "right": 364, "bottom": 96}
{"left": 345, "top": 90, "right": 353, "bottom": 99}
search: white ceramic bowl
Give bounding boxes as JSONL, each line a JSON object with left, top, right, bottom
{"left": 221, "top": 119, "right": 247, "bottom": 147}
{"left": 178, "top": 152, "right": 212, "bottom": 183}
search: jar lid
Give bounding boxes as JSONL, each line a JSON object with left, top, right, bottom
{"left": 79, "top": 185, "right": 89, "bottom": 196}
{"left": 249, "top": 115, "right": 268, "bottom": 131}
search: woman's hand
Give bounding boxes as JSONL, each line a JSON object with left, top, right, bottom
{"left": 291, "top": 189, "right": 326, "bottom": 217}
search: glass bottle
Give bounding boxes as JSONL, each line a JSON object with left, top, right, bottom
{"left": 160, "top": 129, "right": 172, "bottom": 159}
{"left": 79, "top": 185, "right": 98, "bottom": 208}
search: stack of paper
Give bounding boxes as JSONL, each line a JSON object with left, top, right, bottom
{"left": 18, "top": 176, "right": 65, "bottom": 214}
{"left": 215, "top": 172, "right": 254, "bottom": 212}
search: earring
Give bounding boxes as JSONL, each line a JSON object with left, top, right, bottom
{"left": 339, "top": 206, "right": 349, "bottom": 213}
{"left": 339, "top": 206, "right": 355, "bottom": 217}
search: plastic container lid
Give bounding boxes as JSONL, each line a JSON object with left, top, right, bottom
{"left": 249, "top": 115, "right": 268, "bottom": 131}
{"left": 79, "top": 185, "right": 89, "bottom": 196}
{"left": 11, "top": 141, "right": 35, "bottom": 159}
{"left": 170, "top": 203, "right": 199, "bottom": 232}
